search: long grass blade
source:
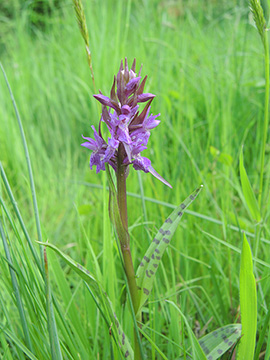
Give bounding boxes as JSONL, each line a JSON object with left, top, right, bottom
{"left": 0, "top": 63, "right": 44, "bottom": 266}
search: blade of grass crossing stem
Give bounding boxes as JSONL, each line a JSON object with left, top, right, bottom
{"left": 239, "top": 147, "right": 261, "bottom": 222}
{"left": 197, "top": 324, "right": 242, "bottom": 360}
{"left": 44, "top": 249, "right": 63, "bottom": 360}
{"left": 0, "top": 64, "right": 44, "bottom": 266}
{"left": 0, "top": 218, "right": 33, "bottom": 352}
{"left": 237, "top": 233, "right": 257, "bottom": 360}
{"left": 136, "top": 186, "right": 203, "bottom": 312}
{"left": 39, "top": 241, "right": 134, "bottom": 360}
{"left": 166, "top": 300, "right": 207, "bottom": 360}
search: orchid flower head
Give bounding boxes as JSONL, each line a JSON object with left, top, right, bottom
{"left": 81, "top": 58, "right": 172, "bottom": 188}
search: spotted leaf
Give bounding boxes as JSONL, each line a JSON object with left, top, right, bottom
{"left": 37, "top": 242, "right": 134, "bottom": 360}
{"left": 136, "top": 186, "right": 203, "bottom": 312}
{"left": 197, "top": 324, "right": 242, "bottom": 359}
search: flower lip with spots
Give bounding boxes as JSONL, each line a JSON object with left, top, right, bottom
{"left": 81, "top": 58, "right": 172, "bottom": 188}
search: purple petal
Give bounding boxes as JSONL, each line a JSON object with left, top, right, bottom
{"left": 148, "top": 166, "right": 172, "bottom": 188}
{"left": 81, "top": 134, "right": 97, "bottom": 149}
{"left": 117, "top": 127, "right": 132, "bottom": 144}
{"left": 90, "top": 153, "right": 105, "bottom": 173}
{"left": 123, "top": 142, "right": 132, "bottom": 162}
{"left": 104, "top": 145, "right": 116, "bottom": 163}
{"left": 93, "top": 94, "right": 119, "bottom": 111}
{"left": 125, "top": 77, "right": 141, "bottom": 97}
{"left": 131, "top": 129, "right": 150, "bottom": 145}
{"left": 81, "top": 141, "right": 97, "bottom": 150}
{"left": 109, "top": 111, "right": 120, "bottom": 128}
{"left": 130, "top": 105, "right": 139, "bottom": 118}
{"left": 121, "top": 105, "right": 131, "bottom": 115}
{"left": 108, "top": 137, "right": 119, "bottom": 149}
{"left": 93, "top": 94, "right": 112, "bottom": 106}
{"left": 132, "top": 156, "right": 151, "bottom": 172}
{"left": 144, "top": 114, "right": 160, "bottom": 129}
{"left": 91, "top": 125, "right": 104, "bottom": 147}
{"left": 137, "top": 93, "right": 155, "bottom": 103}
{"left": 130, "top": 143, "right": 147, "bottom": 155}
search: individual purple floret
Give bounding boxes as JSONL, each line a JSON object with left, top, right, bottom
{"left": 81, "top": 58, "right": 172, "bottom": 188}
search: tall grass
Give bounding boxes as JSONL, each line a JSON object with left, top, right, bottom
{"left": 0, "top": 0, "right": 269, "bottom": 358}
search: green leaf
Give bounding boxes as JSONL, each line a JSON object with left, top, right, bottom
{"left": 38, "top": 241, "right": 134, "bottom": 360}
{"left": 198, "top": 324, "right": 241, "bottom": 359}
{"left": 239, "top": 147, "right": 261, "bottom": 222}
{"left": 237, "top": 233, "right": 257, "bottom": 360}
{"left": 136, "top": 186, "right": 203, "bottom": 312}
{"left": 166, "top": 300, "right": 207, "bottom": 360}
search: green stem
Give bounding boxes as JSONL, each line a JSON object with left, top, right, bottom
{"left": 258, "top": 30, "right": 269, "bottom": 210}
{"left": 116, "top": 144, "right": 142, "bottom": 360}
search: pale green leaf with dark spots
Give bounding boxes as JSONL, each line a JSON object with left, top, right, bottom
{"left": 237, "top": 233, "right": 257, "bottom": 360}
{"left": 136, "top": 186, "right": 203, "bottom": 312}
{"left": 239, "top": 148, "right": 260, "bottom": 222}
{"left": 197, "top": 324, "right": 241, "bottom": 360}
{"left": 37, "top": 241, "right": 134, "bottom": 360}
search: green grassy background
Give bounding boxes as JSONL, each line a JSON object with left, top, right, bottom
{"left": 0, "top": 0, "right": 269, "bottom": 358}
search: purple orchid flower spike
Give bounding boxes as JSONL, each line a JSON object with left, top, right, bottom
{"left": 81, "top": 58, "right": 172, "bottom": 188}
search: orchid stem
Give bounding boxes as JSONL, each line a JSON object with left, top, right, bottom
{"left": 116, "top": 144, "right": 142, "bottom": 360}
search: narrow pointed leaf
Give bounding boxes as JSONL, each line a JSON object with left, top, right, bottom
{"left": 239, "top": 148, "right": 260, "bottom": 222}
{"left": 237, "top": 233, "right": 257, "bottom": 360}
{"left": 136, "top": 186, "right": 203, "bottom": 311}
{"left": 38, "top": 241, "right": 134, "bottom": 360}
{"left": 197, "top": 324, "right": 241, "bottom": 359}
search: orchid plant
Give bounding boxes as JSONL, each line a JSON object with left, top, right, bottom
{"left": 80, "top": 59, "right": 199, "bottom": 359}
